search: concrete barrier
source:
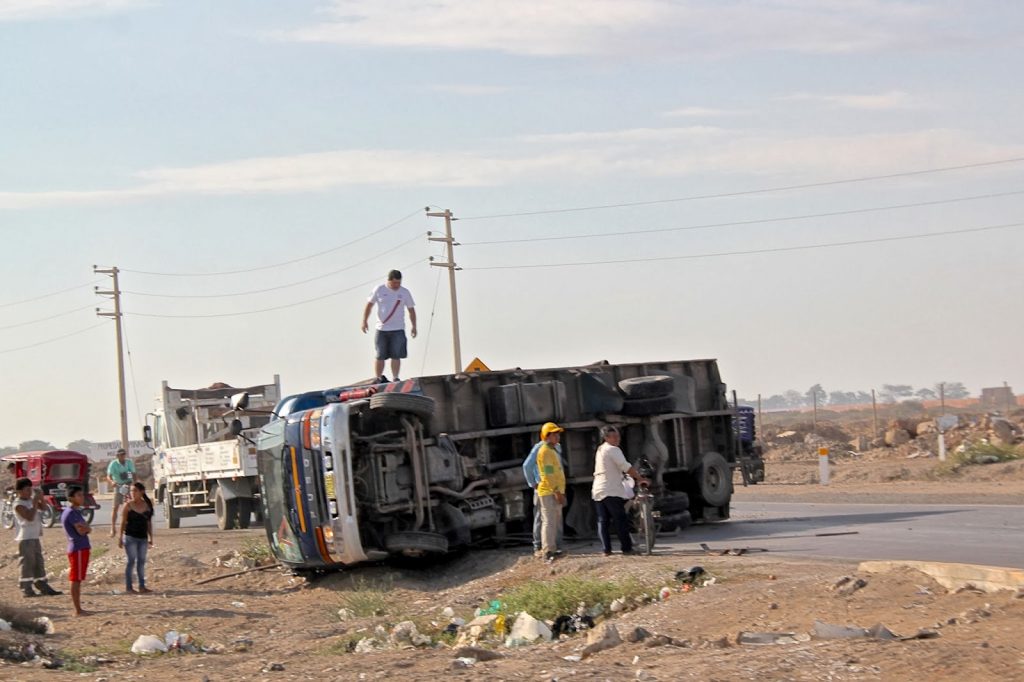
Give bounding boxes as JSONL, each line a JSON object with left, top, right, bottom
{"left": 859, "top": 560, "right": 1024, "bottom": 593}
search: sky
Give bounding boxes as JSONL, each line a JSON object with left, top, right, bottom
{"left": 1, "top": 0, "right": 1023, "bottom": 447}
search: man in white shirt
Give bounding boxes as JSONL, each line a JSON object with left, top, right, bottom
{"left": 13, "top": 478, "right": 62, "bottom": 597}
{"left": 361, "top": 269, "right": 417, "bottom": 383}
{"left": 591, "top": 426, "right": 648, "bottom": 556}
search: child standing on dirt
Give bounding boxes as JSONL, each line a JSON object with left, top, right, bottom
{"left": 60, "top": 486, "right": 92, "bottom": 616}
{"left": 13, "top": 478, "right": 62, "bottom": 598}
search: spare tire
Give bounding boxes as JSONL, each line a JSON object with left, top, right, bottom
{"left": 620, "top": 394, "right": 676, "bottom": 416}
{"left": 696, "top": 451, "right": 733, "bottom": 507}
{"left": 369, "top": 393, "right": 436, "bottom": 419}
{"left": 618, "top": 375, "right": 674, "bottom": 400}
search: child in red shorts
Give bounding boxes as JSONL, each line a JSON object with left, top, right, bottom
{"left": 60, "top": 486, "right": 92, "bottom": 616}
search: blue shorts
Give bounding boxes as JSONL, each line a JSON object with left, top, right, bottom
{"left": 375, "top": 330, "right": 408, "bottom": 360}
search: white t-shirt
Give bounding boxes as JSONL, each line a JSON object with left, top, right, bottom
{"left": 14, "top": 498, "right": 42, "bottom": 542}
{"left": 368, "top": 284, "right": 415, "bottom": 332}
{"left": 591, "top": 442, "right": 633, "bottom": 501}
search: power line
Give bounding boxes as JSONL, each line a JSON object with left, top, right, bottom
{"left": 121, "top": 316, "right": 145, "bottom": 432}
{"left": 460, "top": 189, "right": 1024, "bottom": 246}
{"left": 126, "top": 257, "right": 428, "bottom": 319}
{"left": 121, "top": 208, "right": 423, "bottom": 277}
{"left": 0, "top": 322, "right": 107, "bottom": 356}
{"left": 460, "top": 156, "right": 1024, "bottom": 221}
{"left": 0, "top": 303, "right": 95, "bottom": 331}
{"left": 0, "top": 280, "right": 101, "bottom": 309}
{"left": 123, "top": 233, "right": 426, "bottom": 299}
{"left": 464, "top": 220, "right": 1024, "bottom": 271}
{"left": 419, "top": 243, "right": 448, "bottom": 376}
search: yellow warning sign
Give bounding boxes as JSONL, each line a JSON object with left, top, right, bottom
{"left": 465, "top": 357, "right": 491, "bottom": 373}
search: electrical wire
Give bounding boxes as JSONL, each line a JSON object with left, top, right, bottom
{"left": 0, "top": 322, "right": 107, "bottom": 355}
{"left": 121, "top": 208, "right": 424, "bottom": 277}
{"left": 123, "top": 232, "right": 426, "bottom": 299}
{"left": 419, "top": 243, "right": 448, "bottom": 376}
{"left": 0, "top": 303, "right": 96, "bottom": 331}
{"left": 460, "top": 156, "right": 1024, "bottom": 221}
{"left": 126, "top": 257, "right": 428, "bottom": 319}
{"left": 460, "top": 189, "right": 1024, "bottom": 246}
{"left": 463, "top": 220, "right": 1024, "bottom": 271}
{"left": 121, "top": 317, "right": 145, "bottom": 432}
{"left": 0, "top": 280, "right": 102, "bottom": 309}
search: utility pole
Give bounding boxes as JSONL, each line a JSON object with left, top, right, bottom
{"left": 426, "top": 208, "right": 463, "bottom": 373}
{"left": 871, "top": 389, "right": 879, "bottom": 439}
{"left": 939, "top": 382, "right": 945, "bottom": 413}
{"left": 94, "top": 266, "right": 130, "bottom": 453}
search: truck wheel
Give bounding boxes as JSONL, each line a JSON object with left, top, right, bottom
{"left": 696, "top": 452, "right": 733, "bottom": 507}
{"left": 384, "top": 531, "right": 448, "bottom": 557}
{"left": 369, "top": 393, "right": 436, "bottom": 420}
{"left": 236, "top": 498, "right": 253, "bottom": 529}
{"left": 620, "top": 395, "right": 676, "bottom": 416}
{"left": 164, "top": 487, "right": 180, "bottom": 529}
{"left": 214, "top": 486, "right": 239, "bottom": 530}
{"left": 618, "top": 375, "right": 674, "bottom": 399}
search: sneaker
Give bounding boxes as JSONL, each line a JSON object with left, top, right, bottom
{"left": 138, "top": 587, "right": 152, "bottom": 594}
{"left": 34, "top": 582, "right": 62, "bottom": 596}
{"left": 393, "top": 376, "right": 400, "bottom": 382}
{"left": 377, "top": 375, "right": 389, "bottom": 384}
{"left": 602, "top": 550, "right": 613, "bottom": 557}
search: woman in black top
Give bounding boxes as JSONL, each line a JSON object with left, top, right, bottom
{"left": 117, "top": 482, "right": 154, "bottom": 593}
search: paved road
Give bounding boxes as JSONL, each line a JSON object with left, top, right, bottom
{"left": 91, "top": 501, "right": 230, "bottom": 531}
{"left": 89, "top": 499, "right": 1024, "bottom": 569}
{"left": 664, "top": 501, "right": 1024, "bottom": 569}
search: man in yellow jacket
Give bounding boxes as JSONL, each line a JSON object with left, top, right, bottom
{"left": 536, "top": 422, "right": 566, "bottom": 560}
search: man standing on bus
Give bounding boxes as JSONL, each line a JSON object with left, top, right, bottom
{"left": 535, "top": 422, "right": 566, "bottom": 561}
{"left": 361, "top": 269, "right": 417, "bottom": 383}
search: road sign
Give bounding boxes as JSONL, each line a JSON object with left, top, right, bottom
{"left": 465, "top": 357, "right": 491, "bottom": 373}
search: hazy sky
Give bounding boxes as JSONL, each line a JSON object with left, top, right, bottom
{"left": 2, "top": 0, "right": 1023, "bottom": 447}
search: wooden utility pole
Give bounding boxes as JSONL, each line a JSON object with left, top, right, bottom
{"left": 426, "top": 208, "right": 463, "bottom": 373}
{"left": 871, "top": 388, "right": 879, "bottom": 439}
{"left": 94, "top": 266, "right": 130, "bottom": 452}
{"left": 939, "top": 382, "right": 945, "bottom": 413}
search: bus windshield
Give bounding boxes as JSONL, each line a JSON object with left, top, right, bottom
{"left": 257, "top": 422, "right": 303, "bottom": 564}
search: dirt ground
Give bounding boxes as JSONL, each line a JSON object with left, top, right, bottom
{"left": 1, "top": 489, "right": 1023, "bottom": 682}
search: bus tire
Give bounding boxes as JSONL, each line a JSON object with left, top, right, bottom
{"left": 620, "top": 395, "right": 676, "bottom": 416}
{"left": 384, "top": 531, "right": 448, "bottom": 557}
{"left": 214, "top": 485, "right": 239, "bottom": 530}
{"left": 370, "top": 393, "right": 436, "bottom": 420}
{"left": 164, "top": 486, "right": 180, "bottom": 529}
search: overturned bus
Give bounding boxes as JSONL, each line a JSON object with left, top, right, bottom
{"left": 249, "top": 360, "right": 764, "bottom": 571}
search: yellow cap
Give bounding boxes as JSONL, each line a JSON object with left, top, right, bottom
{"left": 540, "top": 422, "right": 564, "bottom": 439}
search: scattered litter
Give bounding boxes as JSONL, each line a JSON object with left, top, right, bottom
{"left": 354, "top": 637, "right": 385, "bottom": 654}
{"left": 609, "top": 597, "right": 627, "bottom": 613}
{"left": 675, "top": 566, "right": 706, "bottom": 583}
{"left": 389, "top": 621, "right": 432, "bottom": 647}
{"left": 702, "top": 577, "right": 717, "bottom": 587}
{"left": 453, "top": 646, "right": 504, "bottom": 662}
{"left": 632, "top": 655, "right": 641, "bottom": 665}
{"left": 658, "top": 586, "right": 672, "bottom": 601}
{"left": 163, "top": 630, "right": 198, "bottom": 653}
{"left": 441, "top": 606, "right": 456, "bottom": 619}
{"left": 337, "top": 608, "right": 356, "bottom": 621}
{"left": 262, "top": 663, "right": 285, "bottom": 672}
{"left": 581, "top": 623, "right": 622, "bottom": 658}
{"left": 130, "top": 635, "right": 169, "bottom": 655}
{"left": 230, "top": 637, "right": 253, "bottom": 652}
{"left": 505, "top": 612, "right": 552, "bottom": 647}
{"left": 562, "top": 655, "right": 582, "bottom": 663}
{"left": 230, "top": 601, "right": 246, "bottom": 609}
{"left": 0, "top": 619, "right": 11, "bottom": 632}
{"left": 737, "top": 631, "right": 801, "bottom": 645}
{"left": 832, "top": 576, "right": 868, "bottom": 596}
{"left": 452, "top": 657, "right": 476, "bottom": 668}
{"left": 552, "top": 614, "right": 594, "bottom": 637}
{"left": 915, "top": 586, "right": 933, "bottom": 596}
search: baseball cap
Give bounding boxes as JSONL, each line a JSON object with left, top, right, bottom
{"left": 116, "top": 448, "right": 126, "bottom": 455}
{"left": 540, "top": 422, "right": 564, "bottom": 439}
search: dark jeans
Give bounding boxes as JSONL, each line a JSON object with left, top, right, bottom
{"left": 124, "top": 536, "right": 148, "bottom": 590}
{"left": 595, "top": 496, "right": 632, "bottom": 554}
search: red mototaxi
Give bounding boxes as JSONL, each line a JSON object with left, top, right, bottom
{"left": 2, "top": 450, "right": 100, "bottom": 526}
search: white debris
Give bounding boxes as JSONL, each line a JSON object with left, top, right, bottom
{"left": 337, "top": 608, "right": 356, "bottom": 621}
{"left": 131, "top": 635, "right": 169, "bottom": 655}
{"left": 505, "top": 612, "right": 552, "bottom": 647}
{"left": 441, "top": 606, "right": 456, "bottom": 618}
{"left": 0, "top": 619, "right": 11, "bottom": 632}
{"left": 34, "top": 617, "right": 55, "bottom": 635}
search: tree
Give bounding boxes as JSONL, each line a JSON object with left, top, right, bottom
{"left": 763, "top": 394, "right": 788, "bottom": 410}
{"left": 0, "top": 445, "right": 17, "bottom": 457}
{"left": 784, "top": 390, "right": 805, "bottom": 408}
{"left": 855, "top": 391, "right": 873, "bottom": 404}
{"left": 936, "top": 382, "right": 970, "bottom": 399}
{"left": 915, "top": 388, "right": 937, "bottom": 401}
{"left": 879, "top": 384, "right": 914, "bottom": 403}
{"left": 805, "top": 384, "right": 826, "bottom": 406}
{"left": 17, "top": 440, "right": 55, "bottom": 451}
{"left": 66, "top": 439, "right": 94, "bottom": 453}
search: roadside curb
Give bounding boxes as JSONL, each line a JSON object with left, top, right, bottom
{"left": 859, "top": 560, "right": 1024, "bottom": 593}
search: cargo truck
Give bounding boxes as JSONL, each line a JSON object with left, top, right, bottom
{"left": 242, "top": 360, "right": 763, "bottom": 570}
{"left": 143, "top": 378, "right": 281, "bottom": 529}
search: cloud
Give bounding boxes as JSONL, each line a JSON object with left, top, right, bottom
{"left": 2, "top": 127, "right": 1019, "bottom": 209}
{"left": 424, "top": 84, "right": 514, "bottom": 96}
{"left": 662, "top": 106, "right": 743, "bottom": 118}
{"left": 0, "top": 0, "right": 150, "bottom": 22}
{"left": 278, "top": 0, "right": 961, "bottom": 57}
{"left": 781, "top": 90, "right": 920, "bottom": 110}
